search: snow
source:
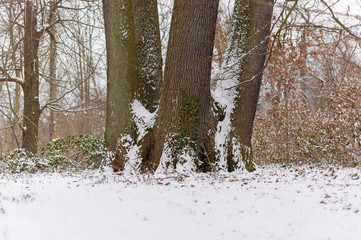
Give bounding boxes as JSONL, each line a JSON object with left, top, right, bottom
{"left": 1, "top": 165, "right": 361, "bottom": 240}
{"left": 157, "top": 139, "right": 198, "bottom": 174}
{"left": 117, "top": 100, "right": 158, "bottom": 173}
{"left": 131, "top": 99, "right": 156, "bottom": 142}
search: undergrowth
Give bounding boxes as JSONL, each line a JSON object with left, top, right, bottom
{"left": 0, "top": 135, "right": 109, "bottom": 174}
{"left": 253, "top": 107, "right": 361, "bottom": 167}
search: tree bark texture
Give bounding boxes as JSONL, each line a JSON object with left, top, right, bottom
{"left": 22, "top": 0, "right": 41, "bottom": 154}
{"left": 103, "top": 0, "right": 138, "bottom": 170}
{"left": 132, "top": 0, "right": 163, "bottom": 113}
{"left": 226, "top": 0, "right": 274, "bottom": 171}
{"left": 143, "top": 0, "right": 220, "bottom": 172}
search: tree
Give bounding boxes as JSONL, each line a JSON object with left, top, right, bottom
{"left": 23, "top": 0, "right": 63, "bottom": 153}
{"left": 103, "top": 0, "right": 138, "bottom": 170}
{"left": 22, "top": 0, "right": 41, "bottom": 153}
{"left": 103, "top": 0, "right": 163, "bottom": 170}
{"left": 143, "top": 0, "right": 220, "bottom": 172}
{"left": 224, "top": 0, "right": 274, "bottom": 171}
{"left": 47, "top": 0, "right": 58, "bottom": 141}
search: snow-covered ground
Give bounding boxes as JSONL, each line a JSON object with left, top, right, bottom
{"left": 1, "top": 166, "right": 361, "bottom": 240}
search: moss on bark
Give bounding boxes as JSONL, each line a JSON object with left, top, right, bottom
{"left": 103, "top": 0, "right": 138, "bottom": 170}
{"left": 226, "top": 0, "right": 274, "bottom": 172}
{"left": 143, "top": 0, "right": 220, "bottom": 172}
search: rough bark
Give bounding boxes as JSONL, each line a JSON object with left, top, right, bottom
{"left": 22, "top": 0, "right": 41, "bottom": 154}
{"left": 103, "top": 0, "right": 138, "bottom": 170}
{"left": 132, "top": 0, "right": 163, "bottom": 113}
{"left": 226, "top": 0, "right": 274, "bottom": 172}
{"left": 143, "top": 0, "right": 220, "bottom": 172}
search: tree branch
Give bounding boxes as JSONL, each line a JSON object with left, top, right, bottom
{"left": 0, "top": 77, "right": 24, "bottom": 87}
{"left": 0, "top": 65, "right": 24, "bottom": 87}
{"left": 321, "top": 0, "right": 361, "bottom": 40}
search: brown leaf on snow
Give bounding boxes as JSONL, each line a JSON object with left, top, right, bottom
{"left": 351, "top": 173, "right": 359, "bottom": 180}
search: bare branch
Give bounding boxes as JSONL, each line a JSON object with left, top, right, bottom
{"left": 320, "top": 0, "right": 361, "bottom": 40}
{"left": 0, "top": 65, "right": 24, "bottom": 87}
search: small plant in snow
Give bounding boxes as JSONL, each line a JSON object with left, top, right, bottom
{"left": 0, "top": 149, "right": 47, "bottom": 173}
{"left": 0, "top": 136, "right": 109, "bottom": 174}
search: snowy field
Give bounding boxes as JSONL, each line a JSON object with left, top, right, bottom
{"left": 1, "top": 166, "right": 361, "bottom": 240}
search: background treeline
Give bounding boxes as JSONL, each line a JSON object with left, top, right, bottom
{"left": 0, "top": 0, "right": 106, "bottom": 154}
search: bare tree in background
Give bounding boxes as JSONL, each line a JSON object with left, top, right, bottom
{"left": 0, "top": 0, "right": 106, "bottom": 153}
{"left": 22, "top": 0, "right": 41, "bottom": 153}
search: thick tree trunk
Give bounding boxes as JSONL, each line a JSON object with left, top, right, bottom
{"left": 22, "top": 0, "right": 41, "bottom": 154}
{"left": 143, "top": 0, "right": 220, "bottom": 172}
{"left": 226, "top": 0, "right": 274, "bottom": 171}
{"left": 132, "top": 0, "right": 163, "bottom": 113}
{"left": 103, "top": 0, "right": 138, "bottom": 170}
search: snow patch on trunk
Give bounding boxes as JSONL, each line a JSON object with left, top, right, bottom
{"left": 116, "top": 100, "right": 157, "bottom": 173}
{"left": 131, "top": 99, "right": 156, "bottom": 142}
{"left": 114, "top": 135, "right": 141, "bottom": 173}
{"left": 211, "top": 1, "right": 252, "bottom": 171}
{"left": 231, "top": 138, "right": 248, "bottom": 169}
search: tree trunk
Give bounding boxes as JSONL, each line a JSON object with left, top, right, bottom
{"left": 143, "top": 0, "right": 220, "bottom": 172}
{"left": 83, "top": 16, "right": 95, "bottom": 136}
{"left": 226, "top": 0, "right": 274, "bottom": 171}
{"left": 48, "top": 1, "right": 57, "bottom": 141}
{"left": 132, "top": 0, "right": 163, "bottom": 113}
{"left": 103, "top": 0, "right": 138, "bottom": 170}
{"left": 85, "top": 44, "right": 95, "bottom": 136}
{"left": 22, "top": 0, "right": 41, "bottom": 154}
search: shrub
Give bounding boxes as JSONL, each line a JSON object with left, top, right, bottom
{"left": 41, "top": 135, "right": 108, "bottom": 171}
{"left": 253, "top": 105, "right": 361, "bottom": 167}
{"left": 0, "top": 136, "right": 108, "bottom": 173}
{"left": 0, "top": 149, "right": 47, "bottom": 173}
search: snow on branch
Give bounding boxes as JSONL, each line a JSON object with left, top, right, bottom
{"left": 0, "top": 66, "right": 24, "bottom": 87}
